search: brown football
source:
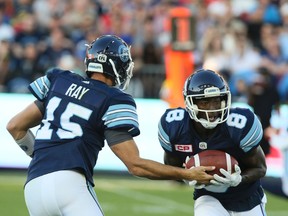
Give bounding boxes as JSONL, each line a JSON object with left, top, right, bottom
{"left": 184, "top": 150, "right": 238, "bottom": 176}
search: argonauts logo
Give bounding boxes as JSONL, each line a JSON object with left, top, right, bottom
{"left": 118, "top": 45, "right": 129, "bottom": 62}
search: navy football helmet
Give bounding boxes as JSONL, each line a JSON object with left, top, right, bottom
{"left": 85, "top": 35, "right": 134, "bottom": 90}
{"left": 183, "top": 69, "right": 231, "bottom": 129}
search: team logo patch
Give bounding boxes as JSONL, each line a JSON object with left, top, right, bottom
{"left": 199, "top": 142, "right": 207, "bottom": 150}
{"left": 118, "top": 45, "right": 129, "bottom": 62}
{"left": 175, "top": 144, "right": 193, "bottom": 152}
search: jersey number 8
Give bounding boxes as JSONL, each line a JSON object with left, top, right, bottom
{"left": 165, "top": 109, "right": 247, "bottom": 129}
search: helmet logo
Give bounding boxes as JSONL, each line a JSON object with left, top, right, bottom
{"left": 118, "top": 45, "right": 129, "bottom": 62}
{"left": 204, "top": 87, "right": 220, "bottom": 96}
{"left": 97, "top": 54, "right": 107, "bottom": 63}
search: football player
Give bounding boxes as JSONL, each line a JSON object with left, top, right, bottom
{"left": 158, "top": 69, "right": 267, "bottom": 216}
{"left": 6, "top": 35, "right": 214, "bottom": 216}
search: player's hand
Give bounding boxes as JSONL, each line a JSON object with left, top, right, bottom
{"left": 183, "top": 167, "right": 206, "bottom": 189}
{"left": 210, "top": 164, "right": 242, "bottom": 187}
{"left": 183, "top": 162, "right": 214, "bottom": 188}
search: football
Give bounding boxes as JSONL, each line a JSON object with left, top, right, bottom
{"left": 184, "top": 150, "right": 238, "bottom": 176}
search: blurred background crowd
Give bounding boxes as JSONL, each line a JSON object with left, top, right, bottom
{"left": 1, "top": 0, "right": 288, "bottom": 106}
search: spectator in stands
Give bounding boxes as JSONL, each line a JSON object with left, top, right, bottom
{"left": 6, "top": 40, "right": 45, "bottom": 93}
{"left": 248, "top": 67, "right": 280, "bottom": 155}
{"left": 225, "top": 19, "right": 262, "bottom": 100}
{"left": 201, "top": 27, "right": 230, "bottom": 76}
{"left": 0, "top": 13, "right": 14, "bottom": 92}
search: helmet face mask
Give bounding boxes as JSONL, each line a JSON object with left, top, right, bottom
{"left": 85, "top": 35, "right": 134, "bottom": 90}
{"left": 183, "top": 69, "right": 231, "bottom": 129}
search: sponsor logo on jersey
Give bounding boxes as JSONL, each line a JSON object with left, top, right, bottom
{"left": 175, "top": 144, "right": 193, "bottom": 152}
{"left": 199, "top": 142, "right": 207, "bottom": 149}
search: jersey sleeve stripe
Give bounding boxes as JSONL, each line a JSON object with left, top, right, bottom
{"left": 104, "top": 118, "right": 139, "bottom": 128}
{"left": 158, "top": 122, "right": 172, "bottom": 152}
{"left": 240, "top": 116, "right": 263, "bottom": 152}
{"left": 102, "top": 104, "right": 139, "bottom": 129}
{"left": 103, "top": 109, "right": 137, "bottom": 121}
{"left": 105, "top": 104, "right": 137, "bottom": 112}
{"left": 29, "top": 76, "right": 51, "bottom": 101}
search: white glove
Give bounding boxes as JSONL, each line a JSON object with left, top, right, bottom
{"left": 183, "top": 179, "right": 205, "bottom": 189}
{"left": 210, "top": 164, "right": 242, "bottom": 187}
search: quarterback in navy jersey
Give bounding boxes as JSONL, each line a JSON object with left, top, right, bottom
{"left": 26, "top": 67, "right": 140, "bottom": 186}
{"left": 7, "top": 35, "right": 214, "bottom": 216}
{"left": 158, "top": 69, "right": 267, "bottom": 216}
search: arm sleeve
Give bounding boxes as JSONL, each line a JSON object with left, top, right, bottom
{"left": 34, "top": 100, "right": 45, "bottom": 115}
{"left": 104, "top": 129, "right": 133, "bottom": 147}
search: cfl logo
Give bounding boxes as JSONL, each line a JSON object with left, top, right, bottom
{"left": 97, "top": 54, "right": 107, "bottom": 63}
{"left": 199, "top": 142, "right": 207, "bottom": 150}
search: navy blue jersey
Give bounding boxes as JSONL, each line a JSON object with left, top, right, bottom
{"left": 158, "top": 107, "right": 264, "bottom": 211}
{"left": 27, "top": 68, "right": 140, "bottom": 186}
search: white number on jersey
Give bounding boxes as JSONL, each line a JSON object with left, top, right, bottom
{"left": 165, "top": 109, "right": 185, "bottom": 123}
{"left": 226, "top": 113, "right": 247, "bottom": 129}
{"left": 165, "top": 109, "right": 248, "bottom": 130}
{"left": 36, "top": 96, "right": 93, "bottom": 139}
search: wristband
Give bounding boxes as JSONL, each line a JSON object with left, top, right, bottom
{"left": 16, "top": 130, "right": 35, "bottom": 157}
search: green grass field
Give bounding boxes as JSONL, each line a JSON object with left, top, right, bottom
{"left": 0, "top": 171, "right": 287, "bottom": 216}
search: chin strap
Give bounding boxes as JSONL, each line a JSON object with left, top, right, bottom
{"left": 198, "top": 118, "right": 220, "bottom": 129}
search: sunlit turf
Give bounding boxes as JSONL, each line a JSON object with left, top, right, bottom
{"left": 0, "top": 171, "right": 287, "bottom": 216}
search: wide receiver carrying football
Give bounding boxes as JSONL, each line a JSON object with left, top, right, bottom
{"left": 157, "top": 69, "right": 267, "bottom": 216}
{"left": 184, "top": 150, "right": 239, "bottom": 176}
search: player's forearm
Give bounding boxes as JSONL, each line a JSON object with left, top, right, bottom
{"left": 6, "top": 121, "right": 35, "bottom": 157}
{"left": 6, "top": 119, "right": 27, "bottom": 140}
{"left": 128, "top": 158, "right": 191, "bottom": 180}
{"left": 240, "top": 146, "right": 267, "bottom": 184}
{"left": 241, "top": 167, "right": 266, "bottom": 184}
{"left": 6, "top": 101, "right": 43, "bottom": 140}
{"left": 128, "top": 158, "right": 215, "bottom": 185}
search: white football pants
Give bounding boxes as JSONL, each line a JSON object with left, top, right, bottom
{"left": 24, "top": 170, "right": 104, "bottom": 216}
{"left": 194, "top": 194, "right": 267, "bottom": 216}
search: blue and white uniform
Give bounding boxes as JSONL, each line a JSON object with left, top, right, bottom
{"left": 158, "top": 107, "right": 265, "bottom": 212}
{"left": 25, "top": 68, "right": 140, "bottom": 216}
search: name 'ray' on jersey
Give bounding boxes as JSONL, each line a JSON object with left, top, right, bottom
{"left": 28, "top": 68, "right": 140, "bottom": 186}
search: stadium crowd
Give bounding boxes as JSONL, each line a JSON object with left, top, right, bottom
{"left": 0, "top": 0, "right": 288, "bottom": 105}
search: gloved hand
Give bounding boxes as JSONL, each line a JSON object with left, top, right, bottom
{"left": 210, "top": 164, "right": 242, "bottom": 187}
{"left": 183, "top": 178, "right": 205, "bottom": 189}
